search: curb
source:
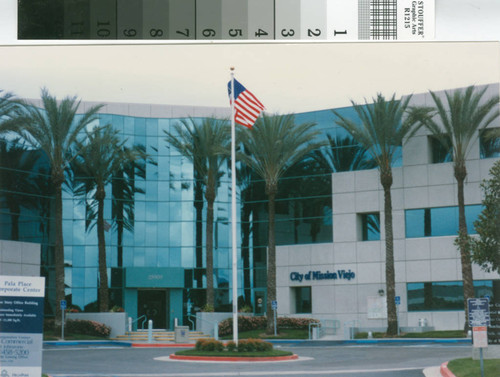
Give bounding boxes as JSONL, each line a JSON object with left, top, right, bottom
{"left": 440, "top": 362, "right": 456, "bottom": 377}
{"left": 169, "top": 353, "right": 299, "bottom": 362}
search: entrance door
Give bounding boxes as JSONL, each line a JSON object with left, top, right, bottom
{"left": 254, "top": 290, "right": 266, "bottom": 315}
{"left": 138, "top": 290, "right": 168, "bottom": 329}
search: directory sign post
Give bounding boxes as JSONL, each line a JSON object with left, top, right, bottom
{"left": 468, "top": 298, "right": 490, "bottom": 327}
{"left": 272, "top": 300, "right": 278, "bottom": 336}
{"left": 0, "top": 275, "right": 45, "bottom": 377}
{"left": 468, "top": 298, "right": 490, "bottom": 377}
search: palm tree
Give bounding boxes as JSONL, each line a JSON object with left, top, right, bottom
{"left": 0, "top": 139, "right": 41, "bottom": 240}
{"left": 4, "top": 88, "right": 103, "bottom": 322}
{"left": 419, "top": 85, "right": 500, "bottom": 329}
{"left": 333, "top": 94, "right": 430, "bottom": 335}
{"left": 71, "top": 125, "right": 145, "bottom": 312}
{"left": 238, "top": 113, "right": 323, "bottom": 334}
{"left": 0, "top": 90, "right": 19, "bottom": 123}
{"left": 164, "top": 117, "right": 230, "bottom": 308}
{"left": 311, "top": 134, "right": 376, "bottom": 173}
{"left": 112, "top": 144, "right": 147, "bottom": 268}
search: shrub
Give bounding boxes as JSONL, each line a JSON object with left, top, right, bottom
{"left": 195, "top": 339, "right": 206, "bottom": 351}
{"left": 44, "top": 318, "right": 56, "bottom": 332}
{"left": 64, "top": 319, "right": 111, "bottom": 338}
{"left": 236, "top": 338, "right": 272, "bottom": 352}
{"left": 226, "top": 340, "right": 237, "bottom": 352}
{"left": 218, "top": 316, "right": 320, "bottom": 336}
{"left": 201, "top": 304, "right": 214, "bottom": 312}
{"left": 255, "top": 339, "right": 273, "bottom": 352}
{"left": 195, "top": 339, "right": 224, "bottom": 352}
{"left": 239, "top": 305, "right": 253, "bottom": 313}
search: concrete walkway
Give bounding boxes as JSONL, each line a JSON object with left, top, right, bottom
{"left": 423, "top": 366, "right": 443, "bottom": 377}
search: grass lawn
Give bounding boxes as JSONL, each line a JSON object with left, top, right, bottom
{"left": 221, "top": 328, "right": 309, "bottom": 340}
{"left": 447, "top": 358, "right": 500, "bottom": 377}
{"left": 176, "top": 349, "right": 293, "bottom": 358}
{"left": 354, "top": 330, "right": 466, "bottom": 339}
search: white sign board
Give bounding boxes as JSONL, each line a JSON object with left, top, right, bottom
{"left": 0, "top": 275, "right": 45, "bottom": 377}
{"left": 367, "top": 296, "right": 387, "bottom": 319}
{"left": 473, "top": 326, "right": 489, "bottom": 348}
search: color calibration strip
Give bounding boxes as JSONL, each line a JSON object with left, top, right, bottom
{"left": 18, "top": 0, "right": 435, "bottom": 41}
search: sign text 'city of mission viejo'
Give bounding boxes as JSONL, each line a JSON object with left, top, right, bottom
{"left": 290, "top": 270, "right": 355, "bottom": 282}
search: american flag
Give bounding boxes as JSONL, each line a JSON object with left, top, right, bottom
{"left": 228, "top": 79, "right": 265, "bottom": 128}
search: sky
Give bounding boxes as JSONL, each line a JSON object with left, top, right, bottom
{"left": 0, "top": 41, "right": 498, "bottom": 114}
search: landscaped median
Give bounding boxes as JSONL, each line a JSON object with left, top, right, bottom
{"left": 169, "top": 338, "right": 297, "bottom": 362}
{"left": 443, "top": 358, "right": 500, "bottom": 377}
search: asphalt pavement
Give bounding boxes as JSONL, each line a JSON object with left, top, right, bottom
{"left": 42, "top": 340, "right": 471, "bottom": 377}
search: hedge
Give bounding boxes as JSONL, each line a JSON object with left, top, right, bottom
{"left": 218, "top": 316, "right": 319, "bottom": 336}
{"left": 44, "top": 318, "right": 110, "bottom": 338}
{"left": 195, "top": 338, "right": 273, "bottom": 352}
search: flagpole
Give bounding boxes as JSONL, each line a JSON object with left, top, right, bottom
{"left": 230, "top": 67, "right": 238, "bottom": 345}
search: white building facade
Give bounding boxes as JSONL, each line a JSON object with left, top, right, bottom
{"left": 276, "top": 84, "right": 500, "bottom": 332}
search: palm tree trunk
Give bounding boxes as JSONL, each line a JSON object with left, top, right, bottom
{"left": 455, "top": 164, "right": 474, "bottom": 331}
{"left": 195, "top": 179, "right": 204, "bottom": 288}
{"left": 241, "top": 204, "right": 251, "bottom": 305}
{"left": 266, "top": 185, "right": 277, "bottom": 335}
{"left": 97, "top": 186, "right": 109, "bottom": 312}
{"left": 53, "top": 176, "right": 65, "bottom": 326}
{"left": 381, "top": 169, "right": 398, "bottom": 335}
{"left": 205, "top": 188, "right": 215, "bottom": 309}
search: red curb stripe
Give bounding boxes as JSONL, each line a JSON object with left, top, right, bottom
{"left": 132, "top": 343, "right": 194, "bottom": 348}
{"left": 440, "top": 362, "right": 457, "bottom": 377}
{"left": 169, "top": 354, "right": 299, "bottom": 362}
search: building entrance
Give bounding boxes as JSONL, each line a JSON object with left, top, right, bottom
{"left": 138, "top": 290, "right": 168, "bottom": 329}
{"left": 254, "top": 290, "right": 266, "bottom": 315}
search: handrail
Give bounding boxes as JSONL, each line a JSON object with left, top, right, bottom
{"left": 188, "top": 314, "right": 219, "bottom": 340}
{"left": 129, "top": 314, "right": 147, "bottom": 330}
{"left": 309, "top": 322, "right": 322, "bottom": 340}
{"left": 187, "top": 315, "right": 195, "bottom": 330}
{"left": 343, "top": 320, "right": 359, "bottom": 340}
{"left": 140, "top": 315, "right": 148, "bottom": 330}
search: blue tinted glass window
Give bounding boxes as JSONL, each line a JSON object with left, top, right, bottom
{"left": 145, "top": 247, "right": 157, "bottom": 266}
{"left": 431, "top": 207, "right": 457, "bottom": 236}
{"left": 407, "top": 280, "right": 497, "bottom": 311}
{"left": 361, "top": 213, "right": 380, "bottom": 241}
{"left": 134, "top": 221, "right": 145, "bottom": 246}
{"left": 146, "top": 118, "right": 158, "bottom": 137}
{"left": 135, "top": 200, "right": 145, "bottom": 221}
{"left": 292, "top": 286, "right": 312, "bottom": 314}
{"left": 181, "top": 247, "right": 194, "bottom": 268}
{"left": 134, "top": 118, "right": 146, "bottom": 136}
{"left": 146, "top": 201, "right": 157, "bottom": 221}
{"left": 170, "top": 222, "right": 181, "bottom": 247}
{"left": 465, "top": 205, "right": 483, "bottom": 232}
{"left": 480, "top": 130, "right": 500, "bottom": 158}
{"left": 430, "top": 136, "right": 453, "bottom": 163}
{"left": 406, "top": 205, "right": 482, "bottom": 238}
{"left": 158, "top": 248, "right": 169, "bottom": 266}
{"left": 85, "top": 267, "right": 98, "bottom": 287}
{"left": 133, "top": 249, "right": 145, "bottom": 266}
{"left": 145, "top": 224, "right": 157, "bottom": 247}
{"left": 112, "top": 115, "right": 124, "bottom": 134}
{"left": 124, "top": 117, "right": 134, "bottom": 136}
{"left": 169, "top": 247, "right": 181, "bottom": 267}
{"left": 405, "top": 209, "right": 425, "bottom": 238}
{"left": 157, "top": 222, "right": 169, "bottom": 246}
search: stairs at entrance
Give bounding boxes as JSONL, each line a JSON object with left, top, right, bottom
{"left": 113, "top": 330, "right": 211, "bottom": 343}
